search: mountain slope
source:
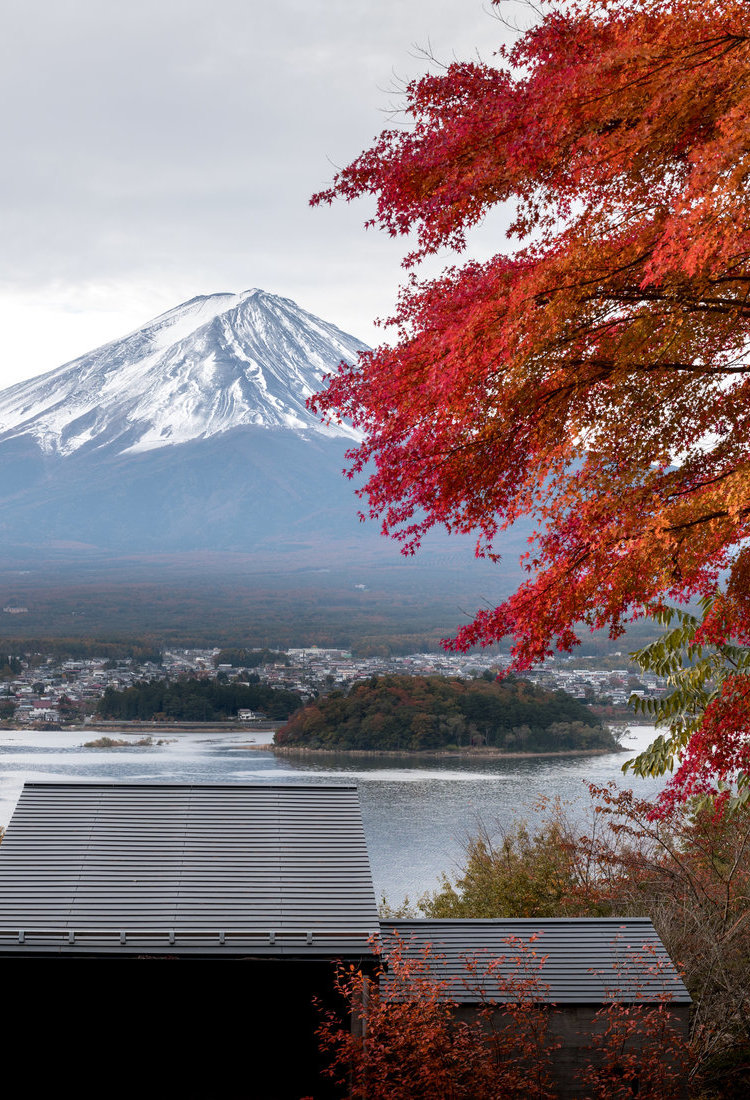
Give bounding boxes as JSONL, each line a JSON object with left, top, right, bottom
{"left": 0, "top": 291, "right": 528, "bottom": 588}
{"left": 0, "top": 291, "right": 373, "bottom": 554}
{"left": 0, "top": 289, "right": 361, "bottom": 459}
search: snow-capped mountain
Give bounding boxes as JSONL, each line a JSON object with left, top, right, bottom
{"left": 0, "top": 290, "right": 381, "bottom": 555}
{"left": 0, "top": 287, "right": 527, "bottom": 639}
{"left": 0, "top": 290, "right": 362, "bottom": 458}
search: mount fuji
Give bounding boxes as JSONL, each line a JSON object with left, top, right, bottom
{"left": 0, "top": 290, "right": 384, "bottom": 556}
{"left": 0, "top": 290, "right": 362, "bottom": 459}
{"left": 0, "top": 289, "right": 527, "bottom": 649}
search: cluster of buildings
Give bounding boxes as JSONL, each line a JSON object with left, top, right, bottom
{"left": 0, "top": 643, "right": 667, "bottom": 726}
{"left": 0, "top": 655, "right": 163, "bottom": 725}
{"left": 523, "top": 659, "right": 667, "bottom": 706}
{"left": 232, "top": 647, "right": 667, "bottom": 707}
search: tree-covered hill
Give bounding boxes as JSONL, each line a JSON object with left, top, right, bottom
{"left": 275, "top": 674, "right": 618, "bottom": 752}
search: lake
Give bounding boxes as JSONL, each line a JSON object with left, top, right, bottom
{"left": 0, "top": 724, "right": 665, "bottom": 907}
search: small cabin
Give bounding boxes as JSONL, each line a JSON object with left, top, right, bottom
{"left": 380, "top": 918, "right": 691, "bottom": 1099}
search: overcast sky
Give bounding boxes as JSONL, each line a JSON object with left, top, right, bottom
{"left": 0, "top": 0, "right": 522, "bottom": 388}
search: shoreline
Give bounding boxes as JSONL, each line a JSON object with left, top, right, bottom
{"left": 91, "top": 723, "right": 280, "bottom": 733}
{"left": 265, "top": 744, "right": 629, "bottom": 760}
{"left": 0, "top": 721, "right": 280, "bottom": 734}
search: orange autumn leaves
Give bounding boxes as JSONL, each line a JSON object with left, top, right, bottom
{"left": 310, "top": 0, "right": 750, "bottom": 673}
{"left": 316, "top": 931, "right": 690, "bottom": 1099}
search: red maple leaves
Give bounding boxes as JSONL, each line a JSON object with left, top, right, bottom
{"left": 660, "top": 674, "right": 750, "bottom": 813}
{"left": 310, "top": 0, "right": 750, "bottom": 671}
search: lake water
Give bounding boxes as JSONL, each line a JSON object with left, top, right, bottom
{"left": 0, "top": 725, "right": 665, "bottom": 907}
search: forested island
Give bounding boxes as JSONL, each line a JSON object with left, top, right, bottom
{"left": 275, "top": 674, "right": 619, "bottom": 753}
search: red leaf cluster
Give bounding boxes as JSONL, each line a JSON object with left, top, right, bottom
{"left": 310, "top": 0, "right": 750, "bottom": 670}
{"left": 661, "top": 673, "right": 750, "bottom": 812}
{"left": 316, "top": 930, "right": 690, "bottom": 1098}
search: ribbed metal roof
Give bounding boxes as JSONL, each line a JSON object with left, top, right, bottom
{"left": 379, "top": 919, "right": 692, "bottom": 1004}
{"left": 0, "top": 782, "right": 380, "bottom": 956}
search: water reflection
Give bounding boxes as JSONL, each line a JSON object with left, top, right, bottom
{"left": 0, "top": 725, "right": 664, "bottom": 905}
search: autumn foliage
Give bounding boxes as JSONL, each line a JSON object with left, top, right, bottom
{"left": 417, "top": 785, "right": 750, "bottom": 1093}
{"left": 275, "top": 672, "right": 612, "bottom": 752}
{"left": 311, "top": 0, "right": 750, "bottom": 666}
{"left": 315, "top": 930, "right": 690, "bottom": 1099}
{"left": 311, "top": 0, "right": 750, "bottom": 807}
{"left": 316, "top": 935, "right": 557, "bottom": 1100}
{"left": 667, "top": 671, "right": 750, "bottom": 809}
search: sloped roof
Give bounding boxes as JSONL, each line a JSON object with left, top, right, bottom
{"left": 379, "top": 918, "right": 692, "bottom": 1005}
{"left": 0, "top": 781, "right": 380, "bottom": 957}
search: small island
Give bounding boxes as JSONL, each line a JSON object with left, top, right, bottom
{"left": 275, "top": 673, "right": 621, "bottom": 754}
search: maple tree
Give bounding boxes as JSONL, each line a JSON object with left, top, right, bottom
{"left": 626, "top": 597, "right": 750, "bottom": 809}
{"left": 311, "top": 0, "right": 750, "bottom": 805}
{"left": 315, "top": 935, "right": 557, "bottom": 1099}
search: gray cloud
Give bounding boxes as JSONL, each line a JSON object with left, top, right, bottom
{"left": 0, "top": 0, "right": 516, "bottom": 377}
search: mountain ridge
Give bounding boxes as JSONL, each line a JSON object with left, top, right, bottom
{"left": 0, "top": 290, "right": 393, "bottom": 557}
{"left": 0, "top": 289, "right": 363, "bottom": 458}
{"left": 0, "top": 291, "right": 527, "bottom": 599}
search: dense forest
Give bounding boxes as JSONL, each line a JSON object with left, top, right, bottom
{"left": 0, "top": 567, "right": 490, "bottom": 652}
{"left": 98, "top": 678, "right": 303, "bottom": 721}
{"left": 0, "top": 559, "right": 664, "bottom": 657}
{"left": 0, "top": 637, "right": 163, "bottom": 663}
{"left": 275, "top": 674, "right": 618, "bottom": 752}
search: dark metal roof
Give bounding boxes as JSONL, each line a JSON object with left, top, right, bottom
{"left": 0, "top": 782, "right": 380, "bottom": 957}
{"left": 379, "top": 919, "right": 692, "bottom": 1005}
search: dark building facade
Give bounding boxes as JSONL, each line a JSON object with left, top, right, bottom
{"left": 0, "top": 782, "right": 691, "bottom": 1098}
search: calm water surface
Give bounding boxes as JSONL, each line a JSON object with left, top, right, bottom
{"left": 0, "top": 725, "right": 664, "bottom": 905}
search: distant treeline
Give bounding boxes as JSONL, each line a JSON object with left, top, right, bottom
{"left": 0, "top": 576, "right": 475, "bottom": 651}
{"left": 276, "top": 674, "right": 618, "bottom": 752}
{"left": 0, "top": 637, "right": 163, "bottom": 662}
{"left": 98, "top": 679, "right": 303, "bottom": 722}
{"left": 213, "top": 648, "right": 290, "bottom": 668}
{"left": 0, "top": 572, "right": 664, "bottom": 659}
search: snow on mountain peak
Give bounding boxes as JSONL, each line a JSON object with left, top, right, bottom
{"left": 0, "top": 291, "right": 365, "bottom": 456}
